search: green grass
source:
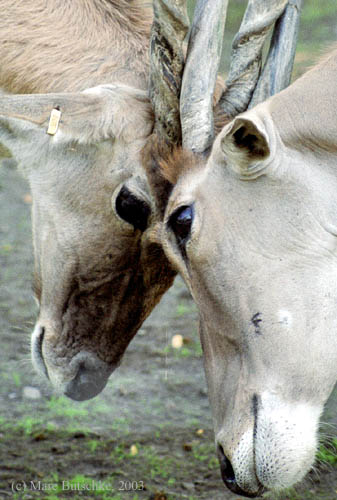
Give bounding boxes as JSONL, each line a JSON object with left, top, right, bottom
{"left": 17, "top": 416, "right": 44, "bottom": 435}
{"left": 191, "top": 442, "right": 218, "bottom": 470}
{"left": 87, "top": 439, "right": 101, "bottom": 453}
{"left": 110, "top": 443, "right": 136, "bottom": 463}
{"left": 0, "top": 243, "right": 13, "bottom": 255}
{"left": 12, "top": 371, "right": 21, "bottom": 387}
{"left": 317, "top": 439, "right": 337, "bottom": 466}
{"left": 46, "top": 396, "right": 89, "bottom": 418}
{"left": 164, "top": 340, "right": 202, "bottom": 359}
{"left": 109, "top": 417, "right": 130, "bottom": 434}
{"left": 175, "top": 303, "right": 193, "bottom": 317}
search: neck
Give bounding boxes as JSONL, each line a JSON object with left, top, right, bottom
{"left": 268, "top": 48, "right": 337, "bottom": 153}
{"left": 0, "top": 0, "right": 152, "bottom": 94}
{"left": 80, "top": 0, "right": 152, "bottom": 38}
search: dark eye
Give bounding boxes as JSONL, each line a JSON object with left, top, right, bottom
{"left": 168, "top": 205, "right": 194, "bottom": 248}
{"left": 115, "top": 186, "right": 150, "bottom": 231}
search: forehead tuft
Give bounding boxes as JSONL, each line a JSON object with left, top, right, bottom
{"left": 142, "top": 134, "right": 200, "bottom": 186}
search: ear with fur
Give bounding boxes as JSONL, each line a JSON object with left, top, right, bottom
{"left": 84, "top": 84, "right": 153, "bottom": 142}
{"left": 0, "top": 91, "right": 107, "bottom": 168}
{"left": 0, "top": 84, "right": 153, "bottom": 166}
{"left": 219, "top": 116, "right": 271, "bottom": 178}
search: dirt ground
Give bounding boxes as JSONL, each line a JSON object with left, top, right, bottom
{"left": 0, "top": 153, "right": 336, "bottom": 500}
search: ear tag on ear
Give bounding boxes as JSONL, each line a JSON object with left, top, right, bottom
{"left": 47, "top": 108, "right": 61, "bottom": 135}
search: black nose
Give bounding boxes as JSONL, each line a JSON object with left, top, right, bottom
{"left": 218, "top": 445, "right": 261, "bottom": 498}
{"left": 64, "top": 362, "right": 109, "bottom": 401}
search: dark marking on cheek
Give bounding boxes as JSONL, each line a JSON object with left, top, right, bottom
{"left": 251, "top": 312, "right": 262, "bottom": 335}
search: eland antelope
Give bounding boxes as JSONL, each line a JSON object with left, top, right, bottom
{"left": 145, "top": 48, "right": 337, "bottom": 496}
{"left": 0, "top": 0, "right": 177, "bottom": 401}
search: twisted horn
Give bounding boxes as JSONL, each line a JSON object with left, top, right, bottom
{"left": 149, "top": 0, "right": 189, "bottom": 145}
{"left": 250, "top": 0, "right": 303, "bottom": 107}
{"left": 180, "top": 0, "right": 228, "bottom": 153}
{"left": 218, "top": 0, "right": 290, "bottom": 121}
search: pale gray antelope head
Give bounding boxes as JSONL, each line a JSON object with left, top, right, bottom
{"left": 145, "top": 0, "right": 336, "bottom": 498}
{"left": 147, "top": 44, "right": 336, "bottom": 500}
{"left": 0, "top": 85, "right": 176, "bottom": 400}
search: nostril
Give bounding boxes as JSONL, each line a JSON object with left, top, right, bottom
{"left": 32, "top": 325, "right": 49, "bottom": 380}
{"left": 37, "top": 327, "right": 45, "bottom": 359}
{"left": 217, "top": 445, "right": 261, "bottom": 498}
{"left": 218, "top": 445, "right": 236, "bottom": 485}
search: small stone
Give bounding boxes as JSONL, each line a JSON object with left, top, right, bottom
{"left": 182, "top": 482, "right": 194, "bottom": 491}
{"left": 8, "top": 392, "right": 17, "bottom": 399}
{"left": 130, "top": 444, "right": 138, "bottom": 456}
{"left": 23, "top": 193, "right": 33, "bottom": 204}
{"left": 171, "top": 334, "right": 183, "bottom": 349}
{"left": 23, "top": 386, "right": 42, "bottom": 400}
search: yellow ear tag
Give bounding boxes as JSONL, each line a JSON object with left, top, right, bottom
{"left": 47, "top": 108, "right": 61, "bottom": 135}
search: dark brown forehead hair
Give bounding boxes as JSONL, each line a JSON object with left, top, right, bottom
{"left": 142, "top": 134, "right": 200, "bottom": 216}
{"left": 141, "top": 100, "right": 232, "bottom": 217}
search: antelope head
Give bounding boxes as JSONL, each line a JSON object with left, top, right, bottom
{"left": 145, "top": 1, "right": 320, "bottom": 498}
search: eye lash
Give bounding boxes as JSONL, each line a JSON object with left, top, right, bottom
{"left": 167, "top": 204, "right": 194, "bottom": 259}
{"left": 167, "top": 205, "right": 192, "bottom": 230}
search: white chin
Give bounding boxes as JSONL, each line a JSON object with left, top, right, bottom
{"left": 233, "top": 393, "right": 322, "bottom": 492}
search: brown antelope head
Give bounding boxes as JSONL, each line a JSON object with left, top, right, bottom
{"left": 0, "top": 84, "right": 178, "bottom": 400}
{"left": 0, "top": 0, "right": 190, "bottom": 401}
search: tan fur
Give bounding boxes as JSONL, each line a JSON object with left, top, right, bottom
{"left": 0, "top": 0, "right": 152, "bottom": 93}
{"left": 143, "top": 135, "right": 197, "bottom": 185}
{"left": 141, "top": 134, "right": 200, "bottom": 217}
{"left": 158, "top": 147, "right": 198, "bottom": 185}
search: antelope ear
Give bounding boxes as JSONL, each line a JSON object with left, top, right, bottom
{"left": 0, "top": 84, "right": 153, "bottom": 168}
{"left": 0, "top": 91, "right": 108, "bottom": 168}
{"left": 219, "top": 116, "right": 270, "bottom": 178}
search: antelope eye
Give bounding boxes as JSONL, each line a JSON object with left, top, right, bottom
{"left": 115, "top": 186, "right": 150, "bottom": 231}
{"left": 168, "top": 205, "right": 194, "bottom": 246}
